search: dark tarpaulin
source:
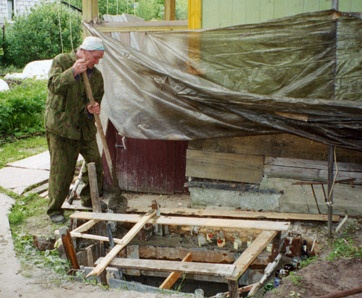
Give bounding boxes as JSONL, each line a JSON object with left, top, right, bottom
{"left": 84, "top": 10, "right": 362, "bottom": 152}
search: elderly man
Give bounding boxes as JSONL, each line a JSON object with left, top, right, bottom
{"left": 45, "top": 36, "right": 106, "bottom": 223}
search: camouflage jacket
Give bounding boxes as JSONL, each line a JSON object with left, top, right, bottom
{"left": 44, "top": 50, "right": 104, "bottom": 140}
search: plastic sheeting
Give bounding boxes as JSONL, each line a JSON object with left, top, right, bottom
{"left": 84, "top": 10, "right": 362, "bottom": 151}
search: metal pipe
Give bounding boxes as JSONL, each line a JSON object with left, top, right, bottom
{"left": 332, "top": 0, "right": 339, "bottom": 10}
{"left": 327, "top": 146, "right": 335, "bottom": 238}
{"left": 318, "top": 285, "right": 362, "bottom": 298}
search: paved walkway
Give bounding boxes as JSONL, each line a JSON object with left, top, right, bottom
{"left": 0, "top": 151, "right": 50, "bottom": 194}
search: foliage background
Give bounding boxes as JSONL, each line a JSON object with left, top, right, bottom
{"left": 1, "top": 0, "right": 188, "bottom": 68}
{"left": 0, "top": 0, "right": 187, "bottom": 140}
{"left": 0, "top": 80, "right": 47, "bottom": 141}
{"left": 3, "top": 2, "right": 82, "bottom": 67}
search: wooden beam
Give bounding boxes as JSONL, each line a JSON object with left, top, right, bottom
{"left": 70, "top": 212, "right": 290, "bottom": 231}
{"left": 71, "top": 219, "right": 99, "bottom": 234}
{"left": 226, "top": 230, "right": 278, "bottom": 281}
{"left": 127, "top": 206, "right": 340, "bottom": 222}
{"left": 160, "top": 253, "right": 192, "bottom": 289}
{"left": 96, "top": 257, "right": 235, "bottom": 277}
{"left": 86, "top": 210, "right": 156, "bottom": 277}
{"left": 186, "top": 149, "right": 264, "bottom": 184}
{"left": 93, "top": 20, "right": 188, "bottom": 33}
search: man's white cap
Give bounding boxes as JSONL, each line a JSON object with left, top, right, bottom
{"left": 80, "top": 36, "right": 105, "bottom": 51}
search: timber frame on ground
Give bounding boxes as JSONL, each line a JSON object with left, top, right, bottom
{"left": 69, "top": 208, "right": 289, "bottom": 297}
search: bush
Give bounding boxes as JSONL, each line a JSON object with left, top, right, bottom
{"left": 3, "top": 2, "right": 82, "bottom": 67}
{"left": 0, "top": 80, "right": 47, "bottom": 139}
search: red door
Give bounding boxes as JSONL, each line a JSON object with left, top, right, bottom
{"left": 105, "top": 121, "right": 187, "bottom": 194}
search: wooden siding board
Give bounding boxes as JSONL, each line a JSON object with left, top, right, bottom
{"left": 245, "top": 0, "right": 259, "bottom": 24}
{"left": 303, "top": 0, "right": 329, "bottom": 11}
{"left": 289, "top": 0, "right": 305, "bottom": 15}
{"left": 273, "top": 0, "right": 290, "bottom": 19}
{"left": 318, "top": 0, "right": 332, "bottom": 10}
{"left": 189, "top": 134, "right": 362, "bottom": 164}
{"left": 201, "top": 0, "right": 343, "bottom": 28}
{"left": 340, "top": 0, "right": 362, "bottom": 11}
{"left": 202, "top": 0, "right": 219, "bottom": 28}
{"left": 186, "top": 149, "right": 264, "bottom": 183}
{"left": 219, "top": 0, "right": 234, "bottom": 27}
{"left": 264, "top": 156, "right": 362, "bottom": 184}
{"left": 259, "top": 0, "right": 276, "bottom": 22}
{"left": 233, "top": 0, "right": 247, "bottom": 25}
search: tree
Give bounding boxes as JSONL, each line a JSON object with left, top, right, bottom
{"left": 3, "top": 2, "right": 82, "bottom": 67}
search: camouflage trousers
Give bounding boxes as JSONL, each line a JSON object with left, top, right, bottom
{"left": 46, "top": 131, "right": 103, "bottom": 216}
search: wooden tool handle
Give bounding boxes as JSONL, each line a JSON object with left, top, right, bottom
{"left": 82, "top": 72, "right": 114, "bottom": 180}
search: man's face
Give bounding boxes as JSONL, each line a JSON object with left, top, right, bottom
{"left": 83, "top": 50, "right": 104, "bottom": 69}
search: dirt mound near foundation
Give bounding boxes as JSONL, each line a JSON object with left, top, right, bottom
{"left": 263, "top": 258, "right": 362, "bottom": 298}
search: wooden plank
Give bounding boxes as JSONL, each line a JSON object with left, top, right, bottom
{"left": 96, "top": 257, "right": 235, "bottom": 277}
{"left": 70, "top": 212, "right": 290, "bottom": 231}
{"left": 127, "top": 207, "right": 340, "bottom": 222}
{"left": 189, "top": 134, "right": 362, "bottom": 163}
{"left": 71, "top": 231, "right": 120, "bottom": 243}
{"left": 226, "top": 230, "right": 278, "bottom": 281}
{"left": 186, "top": 149, "right": 264, "bottom": 183}
{"left": 86, "top": 210, "right": 157, "bottom": 277}
{"left": 71, "top": 219, "right": 99, "bottom": 234}
{"left": 160, "top": 253, "right": 192, "bottom": 289}
{"left": 265, "top": 156, "right": 362, "bottom": 173}
{"left": 264, "top": 164, "right": 362, "bottom": 184}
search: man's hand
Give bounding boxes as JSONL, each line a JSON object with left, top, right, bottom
{"left": 87, "top": 102, "right": 101, "bottom": 115}
{"left": 72, "top": 58, "right": 88, "bottom": 76}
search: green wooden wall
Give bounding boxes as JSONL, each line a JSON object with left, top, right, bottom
{"left": 202, "top": 0, "right": 362, "bottom": 28}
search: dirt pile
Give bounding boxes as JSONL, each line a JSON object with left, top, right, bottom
{"left": 263, "top": 258, "right": 362, "bottom": 298}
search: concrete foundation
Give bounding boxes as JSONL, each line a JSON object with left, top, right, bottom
{"left": 190, "top": 177, "right": 362, "bottom": 216}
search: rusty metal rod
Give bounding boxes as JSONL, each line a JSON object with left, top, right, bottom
{"left": 327, "top": 145, "right": 335, "bottom": 238}
{"left": 318, "top": 285, "right": 362, "bottom": 298}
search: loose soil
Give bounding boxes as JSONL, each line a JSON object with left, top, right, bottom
{"left": 263, "top": 258, "right": 362, "bottom": 298}
{"left": 262, "top": 217, "right": 362, "bottom": 298}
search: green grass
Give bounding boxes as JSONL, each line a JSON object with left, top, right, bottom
{"left": 327, "top": 237, "right": 362, "bottom": 260}
{"left": 0, "top": 135, "right": 47, "bottom": 168}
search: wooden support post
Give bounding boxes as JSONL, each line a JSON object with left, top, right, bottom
{"left": 226, "top": 230, "right": 278, "bottom": 297}
{"left": 61, "top": 229, "right": 80, "bottom": 274}
{"left": 188, "top": 0, "right": 202, "bottom": 29}
{"left": 87, "top": 210, "right": 157, "bottom": 278}
{"left": 82, "top": 0, "right": 98, "bottom": 22}
{"left": 159, "top": 252, "right": 192, "bottom": 290}
{"left": 87, "top": 162, "right": 107, "bottom": 285}
{"left": 164, "top": 0, "right": 176, "bottom": 20}
{"left": 228, "top": 280, "right": 239, "bottom": 298}
{"left": 87, "top": 162, "right": 102, "bottom": 213}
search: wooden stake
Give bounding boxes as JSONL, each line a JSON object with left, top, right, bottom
{"left": 87, "top": 162, "right": 102, "bottom": 213}
{"left": 159, "top": 252, "right": 192, "bottom": 290}
{"left": 61, "top": 229, "right": 80, "bottom": 273}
